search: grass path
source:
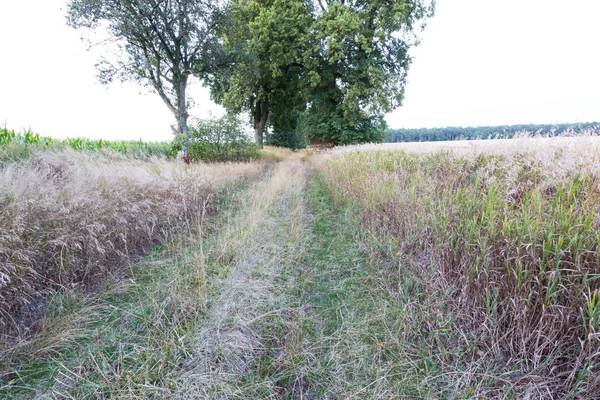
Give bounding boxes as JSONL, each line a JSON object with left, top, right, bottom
{"left": 3, "top": 157, "right": 464, "bottom": 398}
{"left": 173, "top": 160, "right": 310, "bottom": 398}
{"left": 230, "top": 174, "right": 438, "bottom": 399}
{"left": 170, "top": 160, "right": 451, "bottom": 399}
{"left": 180, "top": 163, "right": 488, "bottom": 399}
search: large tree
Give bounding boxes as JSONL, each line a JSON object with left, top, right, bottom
{"left": 299, "top": 0, "right": 435, "bottom": 145}
{"left": 205, "top": 0, "right": 314, "bottom": 147}
{"left": 66, "top": 0, "right": 222, "bottom": 156}
{"left": 211, "top": 0, "right": 434, "bottom": 147}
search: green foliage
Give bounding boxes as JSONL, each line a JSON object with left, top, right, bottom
{"left": 173, "top": 115, "right": 260, "bottom": 162}
{"left": 205, "top": 0, "right": 313, "bottom": 146}
{"left": 387, "top": 121, "right": 600, "bottom": 142}
{"left": 301, "top": 0, "right": 433, "bottom": 146}
{"left": 0, "top": 127, "right": 54, "bottom": 146}
{"left": 297, "top": 89, "right": 387, "bottom": 145}
{"left": 0, "top": 126, "right": 172, "bottom": 162}
{"left": 209, "top": 0, "right": 434, "bottom": 148}
{"left": 66, "top": 0, "right": 224, "bottom": 154}
{"left": 215, "top": 0, "right": 311, "bottom": 109}
{"left": 265, "top": 108, "right": 308, "bottom": 149}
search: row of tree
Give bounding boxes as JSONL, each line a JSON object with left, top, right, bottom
{"left": 66, "top": 0, "right": 435, "bottom": 152}
{"left": 387, "top": 122, "right": 600, "bottom": 143}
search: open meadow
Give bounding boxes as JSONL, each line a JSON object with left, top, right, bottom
{"left": 1, "top": 136, "right": 599, "bottom": 398}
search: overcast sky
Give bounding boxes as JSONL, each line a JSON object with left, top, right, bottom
{"left": 1, "top": 0, "right": 599, "bottom": 141}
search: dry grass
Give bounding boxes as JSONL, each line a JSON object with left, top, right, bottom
{"left": 7, "top": 136, "right": 600, "bottom": 398}
{"left": 2, "top": 231, "right": 221, "bottom": 398}
{"left": 174, "top": 160, "right": 310, "bottom": 398}
{"left": 316, "top": 136, "right": 600, "bottom": 398}
{"left": 260, "top": 146, "right": 311, "bottom": 163}
{"left": 0, "top": 149, "right": 261, "bottom": 349}
{"left": 330, "top": 132, "right": 600, "bottom": 156}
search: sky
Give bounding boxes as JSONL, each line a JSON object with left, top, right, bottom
{"left": 1, "top": 0, "right": 599, "bottom": 142}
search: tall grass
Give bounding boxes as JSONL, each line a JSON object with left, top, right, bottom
{"left": 317, "top": 137, "right": 600, "bottom": 397}
{"left": 0, "top": 126, "right": 173, "bottom": 163}
{"left": 1, "top": 158, "right": 305, "bottom": 398}
{"left": 0, "top": 148, "right": 261, "bottom": 349}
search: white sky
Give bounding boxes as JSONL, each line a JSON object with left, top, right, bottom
{"left": 1, "top": 0, "right": 599, "bottom": 141}
{"left": 389, "top": 0, "right": 600, "bottom": 128}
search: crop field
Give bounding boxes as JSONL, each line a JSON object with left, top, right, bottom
{"left": 0, "top": 127, "right": 173, "bottom": 162}
{"left": 1, "top": 137, "right": 599, "bottom": 399}
{"left": 317, "top": 135, "right": 600, "bottom": 397}
{"left": 0, "top": 148, "right": 261, "bottom": 349}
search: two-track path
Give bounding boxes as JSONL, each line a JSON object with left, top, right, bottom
{"left": 173, "top": 160, "right": 312, "bottom": 398}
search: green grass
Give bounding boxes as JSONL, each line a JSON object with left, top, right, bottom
{"left": 0, "top": 177, "right": 250, "bottom": 398}
{"left": 1, "top": 245, "right": 197, "bottom": 398}
{"left": 230, "top": 174, "right": 494, "bottom": 398}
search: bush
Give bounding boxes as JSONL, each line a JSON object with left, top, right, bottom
{"left": 173, "top": 115, "right": 260, "bottom": 162}
{"left": 266, "top": 108, "right": 308, "bottom": 150}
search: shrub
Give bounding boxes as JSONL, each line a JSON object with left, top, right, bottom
{"left": 265, "top": 127, "right": 308, "bottom": 150}
{"left": 265, "top": 109, "right": 308, "bottom": 150}
{"left": 173, "top": 115, "right": 260, "bottom": 162}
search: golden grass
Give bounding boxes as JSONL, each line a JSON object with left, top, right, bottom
{"left": 0, "top": 149, "right": 261, "bottom": 348}
{"left": 6, "top": 134, "right": 600, "bottom": 397}
{"left": 330, "top": 134, "right": 600, "bottom": 154}
{"left": 174, "top": 161, "right": 310, "bottom": 397}
{"left": 260, "top": 146, "right": 311, "bottom": 162}
{"left": 316, "top": 136, "right": 600, "bottom": 397}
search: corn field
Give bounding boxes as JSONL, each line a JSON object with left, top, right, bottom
{"left": 316, "top": 136, "right": 600, "bottom": 397}
{"left": 0, "top": 126, "right": 173, "bottom": 159}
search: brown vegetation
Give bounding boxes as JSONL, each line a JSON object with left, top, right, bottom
{"left": 0, "top": 149, "right": 260, "bottom": 348}
{"left": 317, "top": 136, "right": 600, "bottom": 397}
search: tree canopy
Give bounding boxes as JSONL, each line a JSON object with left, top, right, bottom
{"left": 67, "top": 0, "right": 435, "bottom": 149}
{"left": 201, "top": 0, "right": 313, "bottom": 148}
{"left": 297, "top": 0, "right": 433, "bottom": 145}
{"left": 66, "top": 0, "right": 222, "bottom": 156}
{"left": 208, "top": 0, "right": 435, "bottom": 147}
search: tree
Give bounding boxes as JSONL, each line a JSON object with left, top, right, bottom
{"left": 66, "top": 0, "right": 222, "bottom": 156}
{"left": 299, "top": 0, "right": 434, "bottom": 145}
{"left": 211, "top": 0, "right": 434, "bottom": 147}
{"left": 205, "top": 0, "right": 314, "bottom": 147}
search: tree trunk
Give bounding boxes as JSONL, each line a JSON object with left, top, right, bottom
{"left": 178, "top": 76, "right": 190, "bottom": 158}
{"left": 253, "top": 99, "right": 269, "bottom": 148}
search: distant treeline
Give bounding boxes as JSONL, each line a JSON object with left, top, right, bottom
{"left": 387, "top": 122, "right": 600, "bottom": 143}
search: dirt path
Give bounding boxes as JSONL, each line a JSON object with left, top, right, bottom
{"left": 174, "top": 160, "right": 310, "bottom": 398}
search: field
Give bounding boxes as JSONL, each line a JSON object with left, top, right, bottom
{"left": 317, "top": 136, "right": 600, "bottom": 397}
{"left": 1, "top": 137, "right": 599, "bottom": 398}
{"left": 0, "top": 148, "right": 261, "bottom": 347}
{"left": 0, "top": 126, "right": 173, "bottom": 161}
